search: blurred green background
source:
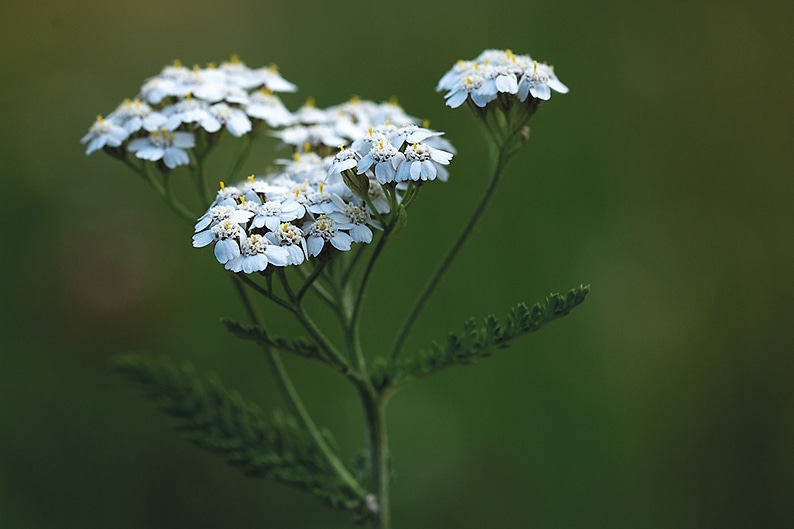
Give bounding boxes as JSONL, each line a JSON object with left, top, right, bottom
{"left": 2, "top": 0, "right": 792, "bottom": 528}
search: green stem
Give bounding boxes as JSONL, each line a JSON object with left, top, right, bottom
{"left": 241, "top": 271, "right": 354, "bottom": 376}
{"left": 297, "top": 260, "right": 329, "bottom": 302}
{"left": 227, "top": 129, "right": 258, "bottom": 181}
{"left": 297, "top": 263, "right": 339, "bottom": 312}
{"left": 230, "top": 276, "right": 367, "bottom": 500}
{"left": 143, "top": 162, "right": 197, "bottom": 224}
{"left": 190, "top": 150, "right": 212, "bottom": 208}
{"left": 361, "top": 390, "right": 391, "bottom": 529}
{"left": 389, "top": 139, "right": 513, "bottom": 362}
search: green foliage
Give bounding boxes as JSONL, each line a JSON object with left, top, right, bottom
{"left": 373, "top": 285, "right": 590, "bottom": 390}
{"left": 222, "top": 319, "right": 324, "bottom": 362}
{"left": 113, "top": 355, "right": 362, "bottom": 510}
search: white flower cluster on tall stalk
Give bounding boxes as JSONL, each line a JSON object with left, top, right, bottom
{"left": 437, "top": 49, "right": 569, "bottom": 108}
{"left": 192, "top": 98, "right": 455, "bottom": 274}
{"left": 81, "top": 56, "right": 296, "bottom": 168}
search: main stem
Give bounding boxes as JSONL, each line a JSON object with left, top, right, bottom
{"left": 361, "top": 390, "right": 391, "bottom": 529}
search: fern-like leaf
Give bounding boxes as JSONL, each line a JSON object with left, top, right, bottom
{"left": 373, "top": 284, "right": 590, "bottom": 389}
{"left": 113, "top": 355, "right": 363, "bottom": 509}
{"left": 222, "top": 319, "right": 324, "bottom": 362}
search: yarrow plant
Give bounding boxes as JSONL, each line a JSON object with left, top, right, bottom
{"left": 84, "top": 50, "right": 588, "bottom": 528}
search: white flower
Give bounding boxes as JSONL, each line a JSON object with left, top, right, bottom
{"left": 224, "top": 233, "right": 289, "bottom": 273}
{"left": 176, "top": 66, "right": 227, "bottom": 101}
{"left": 265, "top": 222, "right": 308, "bottom": 265}
{"left": 191, "top": 219, "right": 244, "bottom": 264}
{"left": 517, "top": 60, "right": 569, "bottom": 101}
{"left": 194, "top": 204, "right": 254, "bottom": 232}
{"left": 304, "top": 214, "right": 354, "bottom": 256}
{"left": 255, "top": 65, "right": 298, "bottom": 93}
{"left": 127, "top": 128, "right": 195, "bottom": 169}
{"left": 81, "top": 116, "right": 129, "bottom": 154}
{"left": 491, "top": 64, "right": 520, "bottom": 94}
{"left": 139, "top": 60, "right": 192, "bottom": 103}
{"left": 326, "top": 146, "right": 360, "bottom": 185}
{"left": 292, "top": 99, "right": 330, "bottom": 125}
{"left": 444, "top": 73, "right": 497, "bottom": 108}
{"left": 245, "top": 88, "right": 295, "bottom": 126}
{"left": 436, "top": 60, "right": 475, "bottom": 92}
{"left": 357, "top": 138, "right": 406, "bottom": 184}
{"left": 329, "top": 195, "right": 380, "bottom": 244}
{"left": 162, "top": 96, "right": 220, "bottom": 132}
{"left": 388, "top": 124, "right": 442, "bottom": 149}
{"left": 106, "top": 99, "right": 154, "bottom": 134}
{"left": 209, "top": 103, "right": 252, "bottom": 137}
{"left": 252, "top": 198, "right": 305, "bottom": 230}
{"left": 274, "top": 125, "right": 347, "bottom": 149}
{"left": 210, "top": 181, "right": 243, "bottom": 207}
{"left": 305, "top": 182, "right": 336, "bottom": 215}
{"left": 396, "top": 143, "right": 453, "bottom": 182}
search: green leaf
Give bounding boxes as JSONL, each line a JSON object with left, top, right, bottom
{"left": 222, "top": 319, "right": 324, "bottom": 362}
{"left": 372, "top": 284, "right": 590, "bottom": 389}
{"left": 113, "top": 355, "right": 363, "bottom": 510}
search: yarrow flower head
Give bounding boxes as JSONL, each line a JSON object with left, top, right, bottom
{"left": 81, "top": 56, "right": 297, "bottom": 162}
{"left": 437, "top": 49, "right": 568, "bottom": 109}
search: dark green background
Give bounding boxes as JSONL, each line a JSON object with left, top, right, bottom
{"left": 2, "top": 1, "right": 791, "bottom": 527}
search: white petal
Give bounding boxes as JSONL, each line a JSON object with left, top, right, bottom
{"left": 243, "top": 254, "right": 269, "bottom": 274}
{"left": 224, "top": 256, "right": 244, "bottom": 272}
{"left": 163, "top": 147, "right": 189, "bottom": 169}
{"left": 350, "top": 224, "right": 372, "bottom": 244}
{"left": 135, "top": 146, "right": 165, "bottom": 162}
{"left": 420, "top": 161, "right": 437, "bottom": 180}
{"left": 173, "top": 132, "right": 196, "bottom": 148}
{"left": 307, "top": 236, "right": 324, "bottom": 257}
{"left": 410, "top": 161, "right": 422, "bottom": 181}
{"left": 330, "top": 232, "right": 352, "bottom": 251}
{"left": 530, "top": 83, "right": 551, "bottom": 101}
{"left": 214, "top": 239, "right": 240, "bottom": 263}
{"left": 286, "top": 245, "right": 305, "bottom": 265}
{"left": 266, "top": 246, "right": 290, "bottom": 267}
{"left": 192, "top": 230, "right": 215, "bottom": 248}
{"left": 445, "top": 90, "right": 468, "bottom": 108}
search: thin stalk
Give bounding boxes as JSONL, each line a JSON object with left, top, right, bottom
{"left": 227, "top": 129, "right": 259, "bottom": 181}
{"left": 297, "top": 260, "right": 329, "bottom": 302}
{"left": 389, "top": 139, "right": 512, "bottom": 362}
{"left": 190, "top": 150, "right": 212, "bottom": 208}
{"left": 230, "top": 276, "right": 367, "bottom": 501}
{"left": 144, "top": 163, "right": 197, "bottom": 223}
{"left": 296, "top": 264, "right": 340, "bottom": 313}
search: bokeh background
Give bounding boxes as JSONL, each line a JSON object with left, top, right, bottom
{"left": 2, "top": 1, "right": 792, "bottom": 528}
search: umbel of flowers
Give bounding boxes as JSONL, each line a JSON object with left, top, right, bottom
{"left": 437, "top": 48, "right": 568, "bottom": 108}
{"left": 81, "top": 56, "right": 296, "bottom": 167}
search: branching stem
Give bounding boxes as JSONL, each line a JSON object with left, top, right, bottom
{"left": 389, "top": 134, "right": 514, "bottom": 362}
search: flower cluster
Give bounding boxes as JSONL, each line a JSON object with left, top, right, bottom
{"left": 328, "top": 123, "right": 453, "bottom": 185}
{"left": 81, "top": 56, "right": 296, "bottom": 168}
{"left": 192, "top": 154, "right": 383, "bottom": 273}
{"left": 437, "top": 49, "right": 568, "bottom": 108}
{"left": 192, "top": 101, "right": 455, "bottom": 274}
{"left": 273, "top": 96, "right": 421, "bottom": 151}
